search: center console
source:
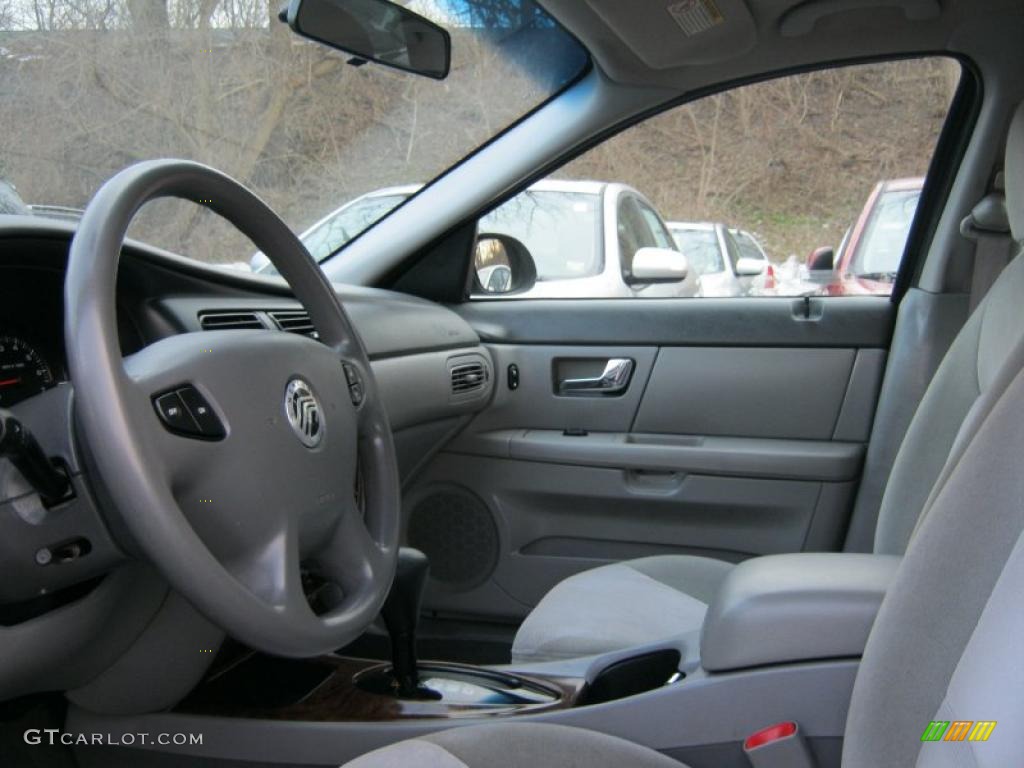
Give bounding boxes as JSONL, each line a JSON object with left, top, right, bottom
{"left": 701, "top": 552, "right": 901, "bottom": 672}
{"left": 177, "top": 549, "right": 680, "bottom": 724}
{"left": 70, "top": 550, "right": 901, "bottom": 768}
{"left": 177, "top": 548, "right": 684, "bottom": 729}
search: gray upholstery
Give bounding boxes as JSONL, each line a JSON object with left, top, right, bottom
{"left": 511, "top": 555, "right": 731, "bottom": 662}
{"left": 1007, "top": 101, "right": 1024, "bottom": 242}
{"left": 513, "top": 100, "right": 1024, "bottom": 661}
{"left": 346, "top": 102, "right": 1024, "bottom": 768}
{"left": 916, "top": 530, "right": 1024, "bottom": 767}
{"left": 873, "top": 253, "right": 1024, "bottom": 553}
{"left": 873, "top": 99, "right": 1024, "bottom": 551}
{"left": 700, "top": 553, "right": 900, "bottom": 672}
{"left": 844, "top": 364, "right": 1024, "bottom": 766}
{"left": 343, "top": 723, "right": 683, "bottom": 768}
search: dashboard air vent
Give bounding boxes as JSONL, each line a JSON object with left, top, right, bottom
{"left": 268, "top": 310, "right": 318, "bottom": 339}
{"left": 198, "top": 311, "right": 265, "bottom": 331}
{"left": 451, "top": 361, "right": 488, "bottom": 395}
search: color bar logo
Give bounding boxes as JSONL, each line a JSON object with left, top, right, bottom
{"left": 921, "top": 721, "right": 997, "bottom": 742}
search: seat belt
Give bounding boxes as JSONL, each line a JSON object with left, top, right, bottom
{"left": 961, "top": 186, "right": 1015, "bottom": 313}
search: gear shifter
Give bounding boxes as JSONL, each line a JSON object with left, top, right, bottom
{"left": 356, "top": 548, "right": 559, "bottom": 709}
{"left": 380, "top": 548, "right": 440, "bottom": 699}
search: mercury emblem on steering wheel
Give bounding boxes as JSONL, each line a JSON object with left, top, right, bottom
{"left": 285, "top": 378, "right": 323, "bottom": 448}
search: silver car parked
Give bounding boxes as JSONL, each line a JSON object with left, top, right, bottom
{"left": 473, "top": 179, "right": 699, "bottom": 299}
{"left": 668, "top": 221, "right": 770, "bottom": 297}
{"left": 255, "top": 180, "right": 699, "bottom": 299}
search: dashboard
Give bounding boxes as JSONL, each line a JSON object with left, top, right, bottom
{"left": 0, "top": 219, "right": 486, "bottom": 411}
{"left": 0, "top": 215, "right": 495, "bottom": 702}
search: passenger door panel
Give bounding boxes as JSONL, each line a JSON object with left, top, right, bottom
{"left": 404, "top": 297, "right": 891, "bottom": 622}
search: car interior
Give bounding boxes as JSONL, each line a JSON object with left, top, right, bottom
{"left": 1, "top": 0, "right": 1023, "bottom": 767}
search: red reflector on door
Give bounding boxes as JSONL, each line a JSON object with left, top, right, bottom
{"left": 744, "top": 721, "right": 798, "bottom": 750}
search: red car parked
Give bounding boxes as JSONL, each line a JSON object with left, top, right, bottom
{"left": 809, "top": 177, "right": 924, "bottom": 296}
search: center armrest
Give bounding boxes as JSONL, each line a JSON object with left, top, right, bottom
{"left": 700, "top": 553, "right": 900, "bottom": 672}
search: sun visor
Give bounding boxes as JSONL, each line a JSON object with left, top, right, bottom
{"left": 586, "top": 0, "right": 756, "bottom": 68}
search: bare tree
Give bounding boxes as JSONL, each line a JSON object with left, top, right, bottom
{"left": 0, "top": 2, "right": 957, "bottom": 264}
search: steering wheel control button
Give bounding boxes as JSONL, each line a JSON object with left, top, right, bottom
{"left": 285, "top": 378, "right": 323, "bottom": 448}
{"left": 155, "top": 391, "right": 200, "bottom": 436}
{"left": 178, "top": 386, "right": 226, "bottom": 439}
{"left": 154, "top": 387, "right": 225, "bottom": 439}
{"left": 343, "top": 363, "right": 364, "bottom": 406}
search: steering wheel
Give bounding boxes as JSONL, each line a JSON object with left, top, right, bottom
{"left": 65, "top": 160, "right": 400, "bottom": 657}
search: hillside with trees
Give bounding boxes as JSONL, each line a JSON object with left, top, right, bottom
{"left": 0, "top": 0, "right": 958, "bottom": 265}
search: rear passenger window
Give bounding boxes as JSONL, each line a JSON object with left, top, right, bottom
{"left": 471, "top": 57, "right": 960, "bottom": 299}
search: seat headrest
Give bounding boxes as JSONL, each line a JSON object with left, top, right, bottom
{"left": 1006, "top": 101, "right": 1024, "bottom": 241}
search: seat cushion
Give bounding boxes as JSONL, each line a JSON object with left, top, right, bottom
{"left": 342, "top": 723, "right": 684, "bottom": 768}
{"left": 511, "top": 555, "right": 734, "bottom": 663}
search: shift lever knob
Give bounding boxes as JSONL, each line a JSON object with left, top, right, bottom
{"left": 380, "top": 548, "right": 436, "bottom": 698}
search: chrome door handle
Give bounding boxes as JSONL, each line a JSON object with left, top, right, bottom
{"left": 559, "top": 358, "right": 634, "bottom": 396}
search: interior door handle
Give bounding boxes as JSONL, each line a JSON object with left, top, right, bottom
{"left": 559, "top": 358, "right": 634, "bottom": 396}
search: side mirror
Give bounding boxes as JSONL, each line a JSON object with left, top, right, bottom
{"left": 284, "top": 0, "right": 451, "bottom": 80}
{"left": 807, "top": 246, "right": 835, "bottom": 272}
{"left": 472, "top": 234, "right": 537, "bottom": 295}
{"left": 734, "top": 256, "right": 766, "bottom": 277}
{"left": 629, "top": 247, "right": 688, "bottom": 284}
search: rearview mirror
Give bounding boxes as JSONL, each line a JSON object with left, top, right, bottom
{"left": 807, "top": 246, "right": 835, "bottom": 272}
{"left": 629, "top": 247, "right": 688, "bottom": 284}
{"left": 284, "top": 0, "right": 451, "bottom": 80}
{"left": 734, "top": 256, "right": 766, "bottom": 277}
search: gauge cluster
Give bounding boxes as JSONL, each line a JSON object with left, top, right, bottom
{"left": 0, "top": 266, "right": 69, "bottom": 406}
{"left": 0, "top": 334, "right": 59, "bottom": 406}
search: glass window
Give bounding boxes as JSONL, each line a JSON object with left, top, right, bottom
{"left": 479, "top": 189, "right": 602, "bottom": 280}
{"left": 849, "top": 186, "right": 921, "bottom": 280}
{"left": 671, "top": 227, "right": 724, "bottom": 275}
{"left": 473, "top": 57, "right": 959, "bottom": 299}
{"left": 302, "top": 193, "right": 410, "bottom": 264}
{"left": 617, "top": 195, "right": 657, "bottom": 272}
{"left": 637, "top": 200, "right": 676, "bottom": 250}
{"left": 0, "top": 0, "right": 588, "bottom": 268}
{"left": 732, "top": 230, "right": 767, "bottom": 263}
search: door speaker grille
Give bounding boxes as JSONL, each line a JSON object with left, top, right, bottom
{"left": 407, "top": 488, "right": 499, "bottom": 592}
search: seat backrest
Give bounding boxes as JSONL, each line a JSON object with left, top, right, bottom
{"left": 872, "top": 103, "right": 1024, "bottom": 556}
{"left": 843, "top": 360, "right": 1024, "bottom": 765}
{"left": 843, "top": 102, "right": 1024, "bottom": 766}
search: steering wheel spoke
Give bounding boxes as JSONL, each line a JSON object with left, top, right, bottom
{"left": 223, "top": 521, "right": 307, "bottom": 611}
{"left": 316, "top": 508, "right": 388, "bottom": 596}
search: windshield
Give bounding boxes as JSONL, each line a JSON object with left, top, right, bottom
{"left": 671, "top": 228, "right": 723, "bottom": 274}
{"left": 0, "top": 0, "right": 587, "bottom": 266}
{"left": 300, "top": 192, "right": 411, "bottom": 264}
{"left": 852, "top": 188, "right": 921, "bottom": 278}
{"left": 479, "top": 189, "right": 602, "bottom": 280}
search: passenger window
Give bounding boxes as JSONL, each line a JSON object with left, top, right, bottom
{"left": 617, "top": 195, "right": 657, "bottom": 269}
{"left": 637, "top": 199, "right": 677, "bottom": 251}
{"left": 472, "top": 57, "right": 960, "bottom": 299}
